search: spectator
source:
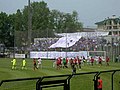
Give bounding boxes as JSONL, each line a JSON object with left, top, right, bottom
{"left": 97, "top": 77, "right": 102, "bottom": 90}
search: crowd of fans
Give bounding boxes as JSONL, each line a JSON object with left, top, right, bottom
{"left": 31, "top": 38, "right": 59, "bottom": 51}
{"left": 30, "top": 37, "right": 109, "bottom": 52}
{"left": 11, "top": 35, "right": 119, "bottom": 58}
{"left": 71, "top": 37, "right": 109, "bottom": 51}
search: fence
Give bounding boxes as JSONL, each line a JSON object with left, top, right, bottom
{"left": 0, "top": 69, "right": 120, "bottom": 90}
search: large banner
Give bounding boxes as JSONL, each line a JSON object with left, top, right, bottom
{"left": 30, "top": 51, "right": 88, "bottom": 59}
{"left": 49, "top": 31, "right": 109, "bottom": 48}
{"left": 49, "top": 36, "right": 81, "bottom": 48}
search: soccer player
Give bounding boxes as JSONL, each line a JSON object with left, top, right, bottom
{"left": 63, "top": 58, "right": 68, "bottom": 68}
{"left": 56, "top": 57, "right": 61, "bottom": 70}
{"left": 73, "top": 57, "right": 77, "bottom": 67}
{"left": 72, "top": 64, "right": 76, "bottom": 75}
{"left": 70, "top": 58, "right": 73, "bottom": 68}
{"left": 106, "top": 56, "right": 110, "bottom": 66}
{"left": 22, "top": 58, "right": 27, "bottom": 70}
{"left": 77, "top": 56, "right": 81, "bottom": 70}
{"left": 33, "top": 58, "right": 38, "bottom": 70}
{"left": 98, "top": 56, "right": 102, "bottom": 66}
{"left": 37, "top": 58, "right": 42, "bottom": 68}
{"left": 90, "top": 57, "right": 94, "bottom": 66}
{"left": 52, "top": 59, "right": 56, "bottom": 68}
{"left": 11, "top": 58, "right": 17, "bottom": 69}
{"left": 87, "top": 56, "right": 90, "bottom": 65}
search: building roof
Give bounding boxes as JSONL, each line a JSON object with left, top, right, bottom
{"left": 95, "top": 16, "right": 120, "bottom": 25}
{"left": 83, "top": 28, "right": 96, "bottom": 32}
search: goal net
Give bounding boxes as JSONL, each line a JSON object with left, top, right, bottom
{"left": 88, "top": 51, "right": 106, "bottom": 61}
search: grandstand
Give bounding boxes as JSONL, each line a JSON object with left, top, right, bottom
{"left": 33, "top": 31, "right": 109, "bottom": 51}
{"left": 12, "top": 30, "right": 119, "bottom": 60}
{"left": 28, "top": 31, "right": 110, "bottom": 59}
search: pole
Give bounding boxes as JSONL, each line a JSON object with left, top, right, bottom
{"left": 118, "top": 36, "right": 120, "bottom": 58}
{"left": 87, "top": 32, "right": 88, "bottom": 56}
{"left": 47, "top": 28, "right": 48, "bottom": 60}
{"left": 28, "top": 0, "right": 32, "bottom": 56}
{"left": 111, "top": 30, "right": 113, "bottom": 62}
{"left": 14, "top": 30, "right": 15, "bottom": 58}
{"left": 66, "top": 28, "right": 67, "bottom": 58}
{"left": 111, "top": 71, "right": 116, "bottom": 90}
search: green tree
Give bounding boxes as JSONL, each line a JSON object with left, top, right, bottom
{"left": 14, "top": 9, "right": 24, "bottom": 31}
{"left": 64, "top": 11, "right": 83, "bottom": 33}
{"left": 0, "top": 12, "right": 14, "bottom": 47}
{"left": 50, "top": 10, "right": 83, "bottom": 33}
{"left": 22, "top": 1, "right": 55, "bottom": 38}
{"left": 0, "top": 1, "right": 83, "bottom": 48}
{"left": 50, "top": 10, "right": 66, "bottom": 33}
{"left": 72, "top": 11, "right": 83, "bottom": 31}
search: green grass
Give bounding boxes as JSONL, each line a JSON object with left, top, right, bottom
{"left": 0, "top": 58, "right": 120, "bottom": 90}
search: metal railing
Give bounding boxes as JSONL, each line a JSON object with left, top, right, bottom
{"left": 0, "top": 69, "right": 120, "bottom": 90}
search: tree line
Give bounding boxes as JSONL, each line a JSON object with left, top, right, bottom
{"left": 0, "top": 1, "right": 83, "bottom": 48}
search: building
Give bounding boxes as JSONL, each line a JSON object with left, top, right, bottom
{"left": 95, "top": 15, "right": 120, "bottom": 36}
{"left": 95, "top": 15, "right": 120, "bottom": 60}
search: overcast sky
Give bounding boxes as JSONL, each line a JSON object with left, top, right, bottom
{"left": 0, "top": 0, "right": 120, "bottom": 27}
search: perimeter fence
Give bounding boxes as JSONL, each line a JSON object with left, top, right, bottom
{"left": 0, "top": 69, "right": 120, "bottom": 90}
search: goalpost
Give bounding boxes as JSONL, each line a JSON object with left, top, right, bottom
{"left": 88, "top": 51, "right": 106, "bottom": 61}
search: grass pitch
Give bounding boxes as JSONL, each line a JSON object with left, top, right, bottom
{"left": 0, "top": 58, "right": 120, "bottom": 90}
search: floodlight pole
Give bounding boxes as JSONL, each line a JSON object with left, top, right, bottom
{"left": 28, "top": 0, "right": 32, "bottom": 56}
{"left": 111, "top": 30, "right": 114, "bottom": 62}
{"left": 14, "top": 29, "right": 15, "bottom": 58}
{"left": 66, "top": 28, "right": 68, "bottom": 58}
{"left": 118, "top": 37, "right": 120, "bottom": 58}
{"left": 46, "top": 28, "right": 48, "bottom": 60}
{"left": 87, "top": 31, "right": 89, "bottom": 57}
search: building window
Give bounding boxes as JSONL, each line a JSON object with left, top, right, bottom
{"left": 109, "top": 32, "right": 112, "bottom": 35}
{"left": 107, "top": 26, "right": 112, "bottom": 29}
{"left": 113, "top": 26, "right": 118, "bottom": 29}
{"left": 113, "top": 31, "right": 118, "bottom": 35}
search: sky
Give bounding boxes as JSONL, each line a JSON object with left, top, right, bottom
{"left": 0, "top": 0, "right": 120, "bottom": 27}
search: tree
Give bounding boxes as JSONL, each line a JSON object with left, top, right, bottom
{"left": 72, "top": 11, "right": 83, "bottom": 31}
{"left": 0, "top": 1, "right": 83, "bottom": 48}
{"left": 50, "top": 10, "right": 83, "bottom": 33}
{"left": 32, "top": 1, "right": 49, "bottom": 30}
{"left": 64, "top": 11, "right": 83, "bottom": 33}
{"left": 0, "top": 12, "right": 14, "bottom": 47}
{"left": 50, "top": 10, "right": 66, "bottom": 33}
{"left": 14, "top": 9, "right": 24, "bottom": 31}
{"left": 22, "top": 1, "right": 55, "bottom": 38}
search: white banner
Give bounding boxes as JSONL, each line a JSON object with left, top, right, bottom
{"left": 49, "top": 31, "right": 109, "bottom": 48}
{"left": 49, "top": 36, "right": 81, "bottom": 48}
{"left": 30, "top": 51, "right": 88, "bottom": 59}
{"left": 56, "top": 31, "right": 109, "bottom": 37}
{"left": 15, "top": 54, "right": 25, "bottom": 58}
